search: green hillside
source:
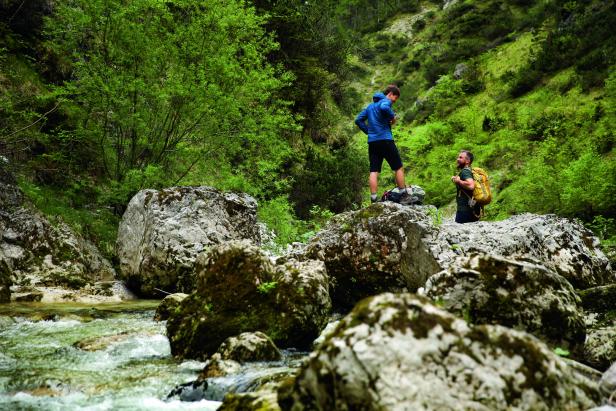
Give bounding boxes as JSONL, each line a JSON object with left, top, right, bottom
{"left": 345, "top": 0, "right": 615, "bottom": 243}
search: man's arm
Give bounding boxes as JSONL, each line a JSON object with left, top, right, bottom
{"left": 379, "top": 99, "right": 395, "bottom": 121}
{"left": 355, "top": 108, "right": 369, "bottom": 134}
{"left": 452, "top": 173, "right": 475, "bottom": 190}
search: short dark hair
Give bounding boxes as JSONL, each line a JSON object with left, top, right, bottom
{"left": 460, "top": 150, "right": 474, "bottom": 164}
{"left": 384, "top": 84, "right": 400, "bottom": 97}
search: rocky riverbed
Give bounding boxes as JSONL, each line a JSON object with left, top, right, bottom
{"left": 2, "top": 179, "right": 616, "bottom": 410}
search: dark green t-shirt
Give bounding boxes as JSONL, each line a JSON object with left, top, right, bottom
{"left": 456, "top": 167, "right": 474, "bottom": 208}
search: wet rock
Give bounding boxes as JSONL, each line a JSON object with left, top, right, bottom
{"left": 154, "top": 293, "right": 188, "bottom": 321}
{"left": 585, "top": 327, "right": 616, "bottom": 371}
{"left": 74, "top": 330, "right": 141, "bottom": 351}
{"left": 200, "top": 353, "right": 241, "bottom": 378}
{"left": 218, "top": 388, "right": 281, "bottom": 411}
{"left": 166, "top": 379, "right": 209, "bottom": 402}
{"left": 427, "top": 213, "right": 614, "bottom": 290}
{"left": 302, "top": 202, "right": 440, "bottom": 310}
{"left": 216, "top": 331, "right": 281, "bottom": 363}
{"left": 167, "top": 241, "right": 331, "bottom": 359}
{"left": 116, "top": 186, "right": 261, "bottom": 297}
{"left": 278, "top": 293, "right": 601, "bottom": 411}
{"left": 424, "top": 254, "right": 586, "bottom": 351}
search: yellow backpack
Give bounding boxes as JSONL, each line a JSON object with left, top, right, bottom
{"left": 468, "top": 167, "right": 492, "bottom": 206}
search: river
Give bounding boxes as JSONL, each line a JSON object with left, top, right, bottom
{"left": 0, "top": 301, "right": 303, "bottom": 410}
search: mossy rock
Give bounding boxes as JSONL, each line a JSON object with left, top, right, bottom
{"left": 425, "top": 254, "right": 587, "bottom": 353}
{"left": 278, "top": 292, "right": 601, "bottom": 410}
{"left": 166, "top": 241, "right": 331, "bottom": 359}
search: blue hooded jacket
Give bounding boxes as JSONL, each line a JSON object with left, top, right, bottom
{"left": 355, "top": 92, "right": 396, "bottom": 143}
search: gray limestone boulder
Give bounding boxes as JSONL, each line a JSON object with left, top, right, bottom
{"left": 302, "top": 202, "right": 441, "bottom": 310}
{"left": 298, "top": 206, "right": 612, "bottom": 312}
{"left": 216, "top": 331, "right": 282, "bottom": 363}
{"left": 166, "top": 240, "right": 331, "bottom": 359}
{"left": 278, "top": 293, "right": 601, "bottom": 411}
{"left": 424, "top": 254, "right": 586, "bottom": 351}
{"left": 427, "top": 213, "right": 614, "bottom": 290}
{"left": 154, "top": 293, "right": 188, "bottom": 321}
{"left": 116, "top": 186, "right": 261, "bottom": 297}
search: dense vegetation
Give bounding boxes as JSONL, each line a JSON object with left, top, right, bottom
{"left": 1, "top": 0, "right": 614, "bottom": 256}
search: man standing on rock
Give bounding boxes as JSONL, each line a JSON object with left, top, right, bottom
{"left": 451, "top": 150, "right": 481, "bottom": 223}
{"left": 355, "top": 84, "right": 411, "bottom": 204}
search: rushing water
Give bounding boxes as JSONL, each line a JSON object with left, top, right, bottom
{"left": 0, "top": 301, "right": 220, "bottom": 411}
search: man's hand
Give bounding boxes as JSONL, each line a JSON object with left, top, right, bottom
{"left": 390, "top": 116, "right": 397, "bottom": 126}
{"left": 451, "top": 176, "right": 460, "bottom": 184}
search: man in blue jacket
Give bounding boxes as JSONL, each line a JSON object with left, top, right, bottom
{"left": 355, "top": 84, "right": 410, "bottom": 203}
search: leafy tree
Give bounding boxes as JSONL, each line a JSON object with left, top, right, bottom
{"left": 44, "top": 0, "right": 296, "bottom": 193}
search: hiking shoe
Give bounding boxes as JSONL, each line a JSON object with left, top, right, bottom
{"left": 370, "top": 196, "right": 379, "bottom": 204}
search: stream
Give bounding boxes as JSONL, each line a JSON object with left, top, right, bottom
{"left": 0, "top": 301, "right": 303, "bottom": 410}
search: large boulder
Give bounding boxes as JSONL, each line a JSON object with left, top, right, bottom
{"left": 166, "top": 240, "right": 331, "bottom": 359}
{"left": 0, "top": 167, "right": 119, "bottom": 302}
{"left": 427, "top": 213, "right": 614, "bottom": 290}
{"left": 298, "top": 205, "right": 613, "bottom": 311}
{"left": 424, "top": 254, "right": 586, "bottom": 351}
{"left": 302, "top": 202, "right": 441, "bottom": 310}
{"left": 116, "top": 186, "right": 261, "bottom": 296}
{"left": 278, "top": 293, "right": 601, "bottom": 411}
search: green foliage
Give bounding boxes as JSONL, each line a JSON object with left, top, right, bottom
{"left": 257, "top": 281, "right": 278, "bottom": 295}
{"left": 553, "top": 347, "right": 570, "bottom": 357}
{"left": 43, "top": 0, "right": 295, "bottom": 186}
{"left": 290, "top": 146, "right": 366, "bottom": 218}
{"left": 258, "top": 196, "right": 305, "bottom": 246}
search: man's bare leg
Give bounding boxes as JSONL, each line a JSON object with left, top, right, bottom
{"left": 369, "top": 172, "right": 379, "bottom": 202}
{"left": 395, "top": 167, "right": 407, "bottom": 191}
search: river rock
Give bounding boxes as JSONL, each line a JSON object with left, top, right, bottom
{"left": 116, "top": 186, "right": 261, "bottom": 297}
{"left": 278, "top": 293, "right": 601, "bottom": 411}
{"left": 427, "top": 213, "right": 614, "bottom": 290}
{"left": 219, "top": 388, "right": 281, "bottom": 411}
{"left": 216, "top": 331, "right": 282, "bottom": 363}
{"left": 154, "top": 293, "right": 188, "bottom": 321}
{"left": 585, "top": 327, "right": 616, "bottom": 372}
{"left": 302, "top": 202, "right": 441, "bottom": 310}
{"left": 200, "top": 353, "right": 242, "bottom": 378}
{"left": 424, "top": 254, "right": 586, "bottom": 351}
{"left": 166, "top": 240, "right": 331, "bottom": 359}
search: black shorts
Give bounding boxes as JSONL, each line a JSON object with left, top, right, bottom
{"left": 368, "top": 140, "right": 403, "bottom": 172}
